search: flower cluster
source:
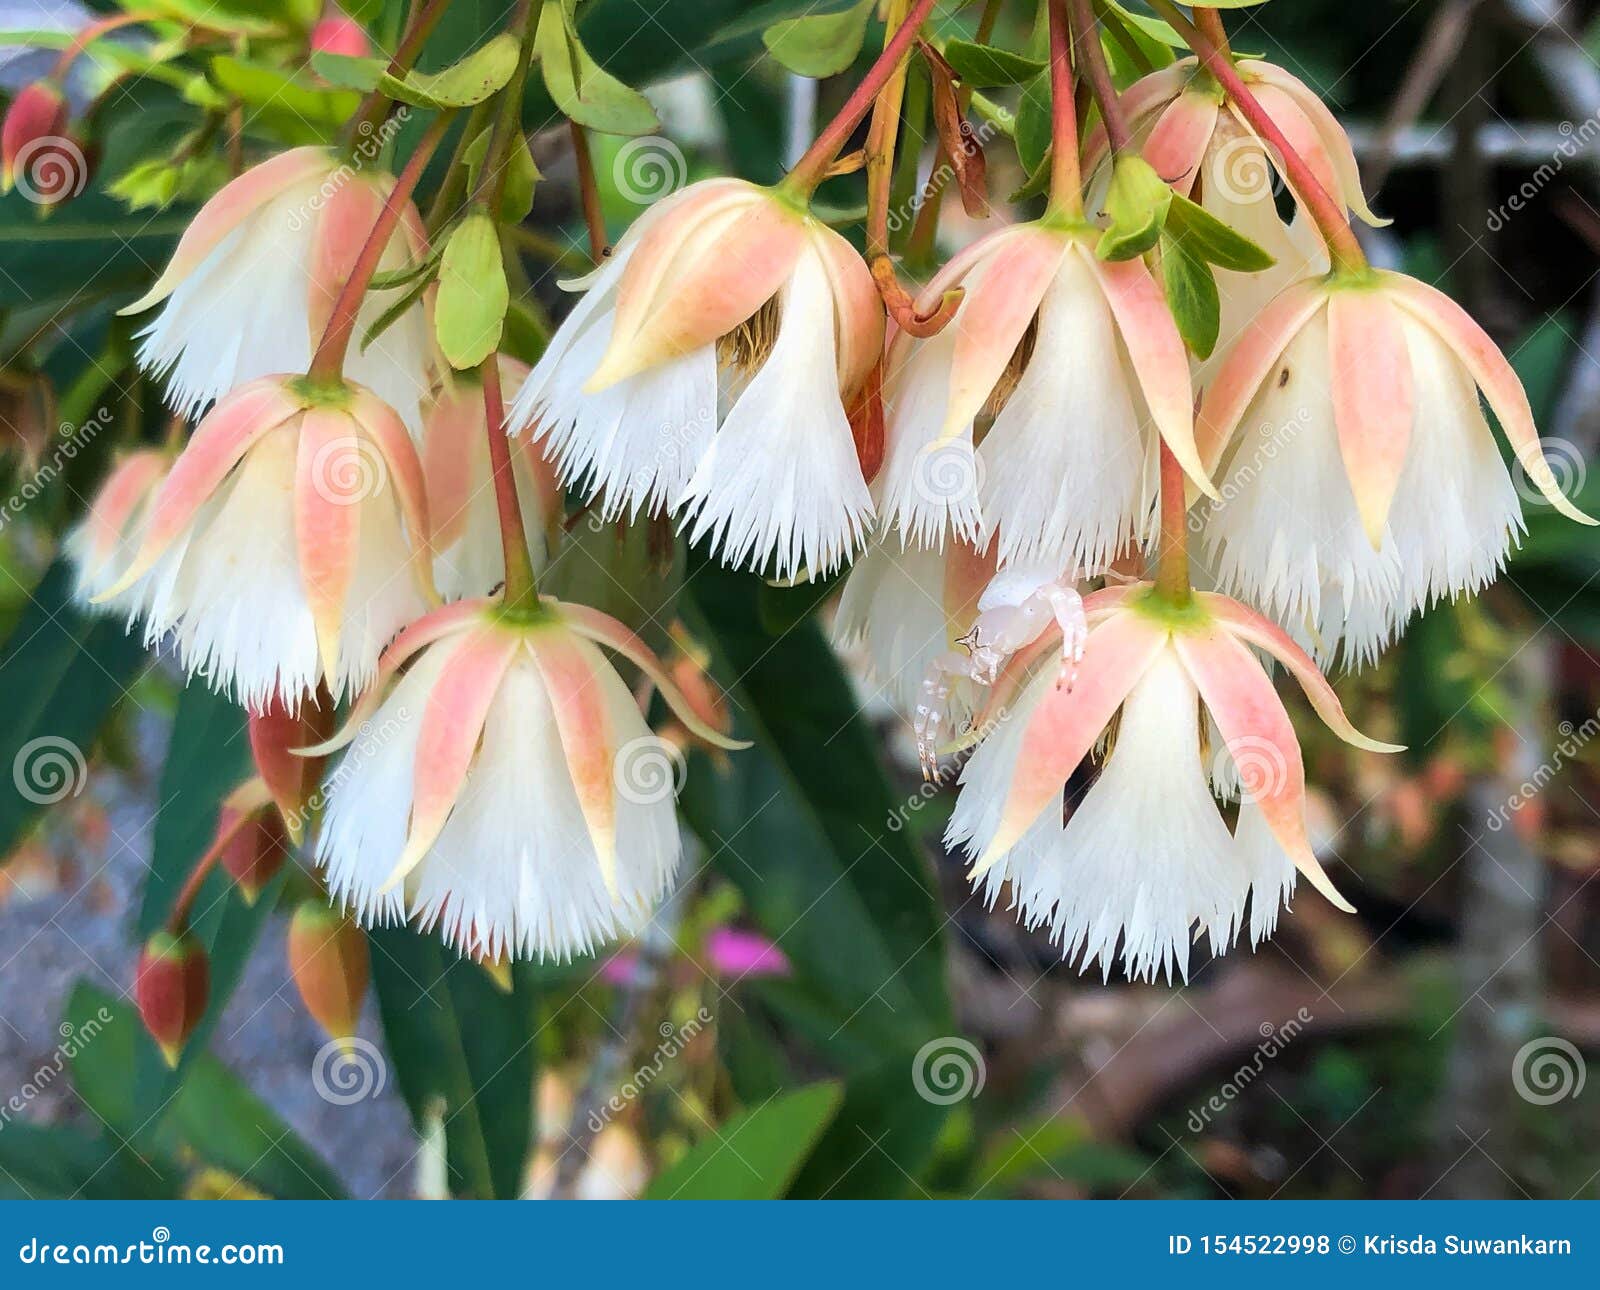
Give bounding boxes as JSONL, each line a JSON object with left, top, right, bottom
{"left": 50, "top": 0, "right": 1589, "bottom": 1009}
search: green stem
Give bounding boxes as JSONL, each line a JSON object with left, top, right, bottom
{"left": 307, "top": 112, "right": 452, "bottom": 384}
{"left": 781, "top": 0, "right": 946, "bottom": 199}
{"left": 1149, "top": 0, "right": 1366, "bottom": 271}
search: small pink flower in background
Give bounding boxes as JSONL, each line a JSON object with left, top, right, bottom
{"left": 313, "top": 598, "right": 745, "bottom": 962}
{"left": 121, "top": 147, "right": 434, "bottom": 429}
{"left": 95, "top": 376, "right": 432, "bottom": 710}
{"left": 422, "top": 355, "right": 561, "bottom": 600}
{"left": 510, "top": 177, "right": 883, "bottom": 579}
{"left": 877, "top": 219, "right": 1217, "bottom": 574}
{"left": 310, "top": 12, "right": 372, "bottom": 60}
{"left": 949, "top": 584, "right": 1399, "bottom": 982}
{"left": 1194, "top": 271, "right": 1596, "bottom": 668}
{"left": 1, "top": 80, "right": 68, "bottom": 191}
{"left": 66, "top": 447, "right": 172, "bottom": 616}
{"left": 705, "top": 927, "right": 790, "bottom": 978}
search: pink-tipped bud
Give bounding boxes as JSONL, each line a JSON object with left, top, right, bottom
{"left": 2, "top": 81, "right": 67, "bottom": 192}
{"left": 311, "top": 13, "right": 372, "bottom": 60}
{"left": 217, "top": 799, "right": 290, "bottom": 904}
{"left": 135, "top": 931, "right": 209, "bottom": 1067}
{"left": 287, "top": 902, "right": 369, "bottom": 1043}
{"left": 248, "top": 694, "right": 333, "bottom": 842}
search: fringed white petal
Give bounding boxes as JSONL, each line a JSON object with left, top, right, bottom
{"left": 878, "top": 325, "right": 984, "bottom": 547}
{"left": 1233, "top": 800, "right": 1298, "bottom": 948}
{"left": 952, "top": 651, "right": 1249, "bottom": 984}
{"left": 682, "top": 248, "right": 872, "bottom": 579}
{"left": 1196, "top": 308, "right": 1403, "bottom": 669}
{"left": 978, "top": 249, "right": 1157, "bottom": 573}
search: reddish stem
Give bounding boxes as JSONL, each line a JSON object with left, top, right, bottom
{"left": 1149, "top": 0, "right": 1366, "bottom": 270}
{"left": 307, "top": 112, "right": 451, "bottom": 383}
{"left": 570, "top": 122, "right": 609, "bottom": 264}
{"left": 346, "top": 0, "right": 456, "bottom": 145}
{"left": 1045, "top": 0, "right": 1083, "bottom": 217}
{"left": 782, "top": 0, "right": 946, "bottom": 198}
{"left": 1068, "top": 0, "right": 1130, "bottom": 154}
{"left": 168, "top": 807, "right": 254, "bottom": 933}
{"left": 49, "top": 11, "right": 147, "bottom": 80}
{"left": 1154, "top": 440, "right": 1191, "bottom": 605}
{"left": 480, "top": 357, "right": 539, "bottom": 609}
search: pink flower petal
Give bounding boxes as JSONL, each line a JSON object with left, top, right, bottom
{"left": 294, "top": 408, "right": 365, "bottom": 683}
{"left": 1143, "top": 91, "right": 1219, "bottom": 196}
{"left": 1196, "top": 279, "right": 1326, "bottom": 472}
{"left": 350, "top": 385, "right": 434, "bottom": 597}
{"left": 529, "top": 629, "right": 622, "bottom": 897}
{"left": 83, "top": 450, "right": 166, "bottom": 561}
{"left": 1088, "top": 249, "right": 1218, "bottom": 498}
{"left": 1199, "top": 591, "right": 1403, "bottom": 753}
{"left": 807, "top": 224, "right": 885, "bottom": 398}
{"left": 120, "top": 148, "right": 332, "bottom": 315}
{"left": 1228, "top": 85, "right": 1340, "bottom": 221}
{"left": 306, "top": 177, "right": 388, "bottom": 345}
{"left": 972, "top": 609, "right": 1169, "bottom": 873}
{"left": 385, "top": 625, "right": 520, "bottom": 891}
{"left": 1384, "top": 273, "right": 1597, "bottom": 526}
{"left": 1173, "top": 624, "right": 1354, "bottom": 913}
{"left": 1327, "top": 287, "right": 1414, "bottom": 546}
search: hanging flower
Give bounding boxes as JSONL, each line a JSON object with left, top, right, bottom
{"left": 509, "top": 177, "right": 882, "bottom": 580}
{"left": 422, "top": 356, "right": 560, "bottom": 600}
{"left": 313, "top": 597, "right": 745, "bottom": 962}
{"left": 1194, "top": 272, "right": 1595, "bottom": 667}
{"left": 948, "top": 584, "right": 1398, "bottom": 982}
{"left": 66, "top": 446, "right": 174, "bottom": 616}
{"left": 120, "top": 147, "right": 434, "bottom": 429}
{"left": 877, "top": 219, "right": 1216, "bottom": 572}
{"left": 94, "top": 376, "right": 432, "bottom": 710}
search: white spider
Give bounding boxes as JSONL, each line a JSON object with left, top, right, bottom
{"left": 914, "top": 562, "right": 1088, "bottom": 779}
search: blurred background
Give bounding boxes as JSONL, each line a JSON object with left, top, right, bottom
{"left": 0, "top": 0, "right": 1597, "bottom": 1200}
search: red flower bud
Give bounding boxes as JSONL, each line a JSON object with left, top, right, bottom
{"left": 287, "top": 903, "right": 369, "bottom": 1043}
{"left": 248, "top": 695, "right": 333, "bottom": 841}
{"left": 310, "top": 14, "right": 372, "bottom": 60}
{"left": 135, "top": 931, "right": 209, "bottom": 1068}
{"left": 2, "top": 81, "right": 73, "bottom": 199}
{"left": 217, "top": 802, "right": 290, "bottom": 903}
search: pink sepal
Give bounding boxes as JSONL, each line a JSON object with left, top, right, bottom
{"left": 1142, "top": 90, "right": 1219, "bottom": 195}
{"left": 1383, "top": 273, "right": 1597, "bottom": 526}
{"left": 385, "top": 625, "right": 520, "bottom": 891}
{"left": 1082, "top": 60, "right": 1194, "bottom": 177}
{"left": 554, "top": 598, "right": 750, "bottom": 752}
{"left": 1173, "top": 625, "right": 1354, "bottom": 913}
{"left": 294, "top": 407, "right": 364, "bottom": 683}
{"left": 1227, "top": 85, "right": 1340, "bottom": 222}
{"left": 306, "top": 176, "right": 387, "bottom": 345}
{"left": 971, "top": 608, "right": 1168, "bottom": 873}
{"left": 96, "top": 379, "right": 304, "bottom": 600}
{"left": 530, "top": 630, "right": 622, "bottom": 897}
{"left": 1195, "top": 278, "right": 1326, "bottom": 472}
{"left": 1200, "top": 592, "right": 1403, "bottom": 753}
{"left": 120, "top": 148, "right": 332, "bottom": 315}
{"left": 807, "top": 224, "right": 885, "bottom": 398}
{"left": 1327, "top": 288, "right": 1414, "bottom": 546}
{"left": 349, "top": 385, "right": 434, "bottom": 596}
{"left": 1088, "top": 248, "right": 1218, "bottom": 498}
{"left": 83, "top": 450, "right": 167, "bottom": 564}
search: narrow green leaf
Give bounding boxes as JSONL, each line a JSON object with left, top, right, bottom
{"left": 761, "top": 0, "right": 875, "bottom": 78}
{"left": 1166, "top": 189, "right": 1276, "bottom": 271}
{"left": 1161, "top": 231, "right": 1220, "bottom": 359}
{"left": 0, "top": 1123, "right": 181, "bottom": 1199}
{"left": 316, "top": 36, "right": 521, "bottom": 110}
{"left": 208, "top": 57, "right": 360, "bottom": 141}
{"left": 434, "top": 210, "right": 508, "bottom": 370}
{"left": 0, "top": 560, "right": 148, "bottom": 862}
{"left": 535, "top": 0, "right": 660, "bottom": 136}
{"left": 942, "top": 39, "right": 1046, "bottom": 88}
{"left": 1097, "top": 153, "right": 1172, "bottom": 260}
{"left": 1013, "top": 67, "right": 1053, "bottom": 177}
{"left": 464, "top": 126, "right": 542, "bottom": 224}
{"left": 646, "top": 1082, "right": 842, "bottom": 1199}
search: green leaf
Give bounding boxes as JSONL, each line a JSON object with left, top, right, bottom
{"left": 680, "top": 559, "right": 952, "bottom": 1064}
{"left": 761, "top": 0, "right": 875, "bottom": 78}
{"left": 1013, "top": 67, "right": 1053, "bottom": 177}
{"left": 1097, "top": 153, "right": 1172, "bottom": 260}
{"left": 1161, "top": 231, "right": 1220, "bottom": 359}
{"left": 464, "top": 126, "right": 542, "bottom": 224}
{"left": 315, "top": 33, "right": 522, "bottom": 110}
{"left": 1102, "top": 0, "right": 1185, "bottom": 50}
{"left": 435, "top": 210, "right": 508, "bottom": 370}
{"left": 0, "top": 560, "right": 148, "bottom": 862}
{"left": 0, "top": 1123, "right": 181, "bottom": 1199}
{"left": 535, "top": 0, "right": 661, "bottom": 136}
{"left": 370, "top": 926, "right": 541, "bottom": 1199}
{"left": 207, "top": 57, "right": 361, "bottom": 142}
{"left": 942, "top": 39, "right": 1046, "bottom": 88}
{"left": 1166, "top": 190, "right": 1275, "bottom": 271}
{"left": 646, "top": 1082, "right": 842, "bottom": 1199}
